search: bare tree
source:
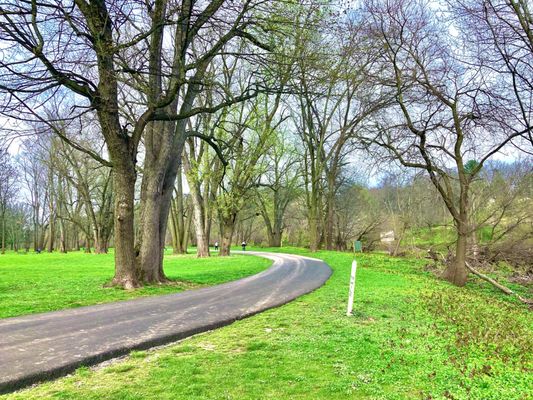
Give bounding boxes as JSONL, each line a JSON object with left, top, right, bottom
{"left": 291, "top": 10, "right": 385, "bottom": 251}
{"left": 0, "top": 0, "right": 273, "bottom": 287}
{"left": 333, "top": 180, "right": 383, "bottom": 251}
{"left": 213, "top": 95, "right": 276, "bottom": 256}
{"left": 0, "top": 1, "right": 153, "bottom": 287}
{"left": 133, "top": 1, "right": 273, "bottom": 283}
{"left": 255, "top": 134, "right": 300, "bottom": 247}
{"left": 183, "top": 131, "right": 219, "bottom": 258}
{"left": 0, "top": 150, "right": 17, "bottom": 254}
{"left": 450, "top": 0, "right": 533, "bottom": 150}
{"left": 362, "top": 0, "right": 524, "bottom": 286}
{"left": 18, "top": 139, "right": 50, "bottom": 252}
{"left": 54, "top": 137, "right": 114, "bottom": 254}
{"left": 168, "top": 169, "right": 191, "bottom": 254}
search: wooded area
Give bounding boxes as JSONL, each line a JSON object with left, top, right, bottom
{"left": 0, "top": 0, "right": 531, "bottom": 288}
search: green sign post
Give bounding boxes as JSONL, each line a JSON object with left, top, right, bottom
{"left": 354, "top": 240, "right": 362, "bottom": 253}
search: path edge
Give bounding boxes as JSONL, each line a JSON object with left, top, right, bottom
{"left": 1, "top": 253, "right": 332, "bottom": 395}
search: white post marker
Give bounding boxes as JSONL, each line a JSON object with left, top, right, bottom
{"left": 346, "top": 259, "right": 357, "bottom": 316}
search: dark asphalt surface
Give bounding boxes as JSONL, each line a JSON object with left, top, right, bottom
{"left": 0, "top": 252, "right": 331, "bottom": 393}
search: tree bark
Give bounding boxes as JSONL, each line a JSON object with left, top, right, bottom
{"left": 190, "top": 187, "right": 210, "bottom": 257}
{"left": 58, "top": 218, "right": 67, "bottom": 253}
{"left": 183, "top": 144, "right": 211, "bottom": 257}
{"left": 465, "top": 261, "right": 531, "bottom": 304}
{"left": 136, "top": 122, "right": 185, "bottom": 283}
{"left": 79, "top": 0, "right": 140, "bottom": 288}
{"left": 173, "top": 168, "right": 188, "bottom": 254}
{"left": 33, "top": 217, "right": 39, "bottom": 252}
{"left": 259, "top": 191, "right": 283, "bottom": 248}
{"left": 107, "top": 166, "right": 139, "bottom": 289}
{"left": 268, "top": 230, "right": 282, "bottom": 247}
{"left": 84, "top": 232, "right": 92, "bottom": 253}
{"left": 72, "top": 227, "right": 80, "bottom": 251}
{"left": 308, "top": 207, "right": 320, "bottom": 252}
{"left": 305, "top": 148, "right": 323, "bottom": 252}
{"left": 169, "top": 203, "right": 180, "bottom": 254}
{"left": 94, "top": 229, "right": 109, "bottom": 254}
{"left": 47, "top": 218, "right": 54, "bottom": 253}
{"left": 324, "top": 197, "right": 335, "bottom": 250}
{"left": 442, "top": 222, "right": 469, "bottom": 286}
{"left": 219, "top": 218, "right": 235, "bottom": 256}
{"left": 1, "top": 209, "right": 5, "bottom": 254}
{"left": 324, "top": 173, "right": 336, "bottom": 250}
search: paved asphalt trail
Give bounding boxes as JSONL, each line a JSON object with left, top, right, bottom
{"left": 0, "top": 252, "right": 331, "bottom": 393}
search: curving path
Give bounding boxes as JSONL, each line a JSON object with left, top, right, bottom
{"left": 0, "top": 252, "right": 331, "bottom": 394}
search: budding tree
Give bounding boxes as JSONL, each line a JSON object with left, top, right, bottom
{"left": 362, "top": 0, "right": 525, "bottom": 286}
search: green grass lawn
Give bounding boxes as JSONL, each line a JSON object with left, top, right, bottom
{"left": 2, "top": 247, "right": 531, "bottom": 400}
{"left": 0, "top": 249, "right": 271, "bottom": 319}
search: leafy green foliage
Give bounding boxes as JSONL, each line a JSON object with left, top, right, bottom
{"left": 464, "top": 160, "right": 480, "bottom": 175}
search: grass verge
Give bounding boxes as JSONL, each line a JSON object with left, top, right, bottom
{"left": 0, "top": 249, "right": 271, "bottom": 319}
{"left": 2, "top": 247, "right": 532, "bottom": 399}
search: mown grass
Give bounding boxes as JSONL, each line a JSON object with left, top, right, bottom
{"left": 0, "top": 249, "right": 271, "bottom": 319}
{"left": 2, "top": 247, "right": 531, "bottom": 400}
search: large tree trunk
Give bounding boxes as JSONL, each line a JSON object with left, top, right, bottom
{"left": 182, "top": 123, "right": 218, "bottom": 257}
{"left": 205, "top": 183, "right": 215, "bottom": 249}
{"left": 169, "top": 194, "right": 189, "bottom": 254}
{"left": 219, "top": 218, "right": 235, "bottom": 256}
{"left": 107, "top": 166, "right": 139, "bottom": 289}
{"left": 169, "top": 206, "right": 181, "bottom": 254}
{"left": 268, "top": 230, "right": 282, "bottom": 247}
{"left": 324, "top": 204, "right": 335, "bottom": 250}
{"left": 264, "top": 206, "right": 283, "bottom": 247}
{"left": 308, "top": 206, "right": 320, "bottom": 252}
{"left": 135, "top": 0, "right": 210, "bottom": 278}
{"left": 58, "top": 217, "right": 67, "bottom": 253}
{"left": 136, "top": 187, "right": 168, "bottom": 283}
{"left": 80, "top": 0, "right": 140, "bottom": 288}
{"left": 169, "top": 169, "right": 188, "bottom": 254}
{"left": 136, "top": 122, "right": 185, "bottom": 283}
{"left": 441, "top": 172, "right": 471, "bottom": 287}
{"left": 443, "top": 221, "right": 469, "bottom": 286}
{"left": 72, "top": 227, "right": 80, "bottom": 251}
{"left": 324, "top": 176, "right": 336, "bottom": 250}
{"left": 272, "top": 198, "right": 287, "bottom": 248}
{"left": 91, "top": 216, "right": 109, "bottom": 254}
{"left": 58, "top": 223, "right": 67, "bottom": 253}
{"left": 186, "top": 172, "right": 210, "bottom": 258}
{"left": 47, "top": 218, "right": 55, "bottom": 253}
{"left": 84, "top": 232, "right": 92, "bottom": 253}
{"left": 260, "top": 197, "right": 282, "bottom": 248}
{"left": 37, "top": 228, "right": 45, "bottom": 252}
{"left": 94, "top": 228, "right": 109, "bottom": 254}
{"left": 307, "top": 170, "right": 322, "bottom": 252}
{"left": 191, "top": 198, "right": 210, "bottom": 257}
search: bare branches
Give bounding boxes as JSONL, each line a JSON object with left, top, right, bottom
{"left": 186, "top": 130, "right": 228, "bottom": 167}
